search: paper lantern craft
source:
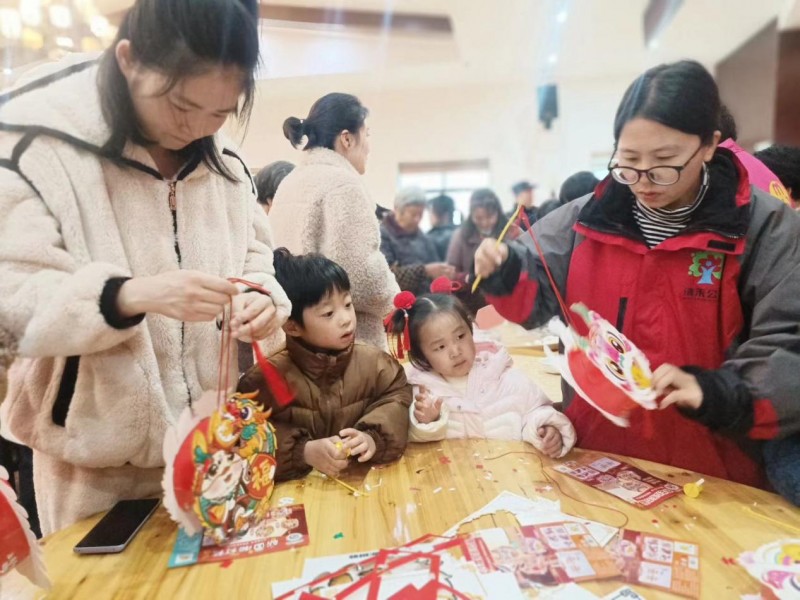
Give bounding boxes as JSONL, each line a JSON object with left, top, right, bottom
{"left": 162, "top": 390, "right": 278, "bottom": 544}
{"left": 0, "top": 466, "right": 49, "bottom": 589}
{"left": 546, "top": 303, "right": 657, "bottom": 427}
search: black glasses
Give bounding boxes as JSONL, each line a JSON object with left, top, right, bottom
{"left": 608, "top": 144, "right": 703, "bottom": 186}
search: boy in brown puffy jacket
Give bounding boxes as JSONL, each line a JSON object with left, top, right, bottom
{"left": 238, "top": 249, "right": 411, "bottom": 481}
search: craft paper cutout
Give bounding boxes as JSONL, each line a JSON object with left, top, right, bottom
{"left": 0, "top": 466, "right": 49, "bottom": 589}
{"left": 611, "top": 530, "right": 700, "bottom": 598}
{"left": 547, "top": 303, "right": 657, "bottom": 427}
{"left": 739, "top": 539, "right": 800, "bottom": 600}
{"left": 162, "top": 390, "right": 278, "bottom": 543}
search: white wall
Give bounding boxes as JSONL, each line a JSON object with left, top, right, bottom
{"left": 235, "top": 74, "right": 636, "bottom": 210}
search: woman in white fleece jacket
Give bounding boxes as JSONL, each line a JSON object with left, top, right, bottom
{"left": 0, "top": 0, "right": 290, "bottom": 535}
{"left": 269, "top": 93, "right": 399, "bottom": 350}
{"left": 386, "top": 293, "right": 576, "bottom": 457}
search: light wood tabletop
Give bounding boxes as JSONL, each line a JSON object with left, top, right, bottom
{"left": 8, "top": 438, "right": 799, "bottom": 600}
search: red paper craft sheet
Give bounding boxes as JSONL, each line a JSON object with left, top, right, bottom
{"left": 612, "top": 529, "right": 701, "bottom": 598}
{"left": 553, "top": 454, "right": 681, "bottom": 508}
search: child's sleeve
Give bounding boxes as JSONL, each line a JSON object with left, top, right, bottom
{"left": 408, "top": 385, "right": 450, "bottom": 443}
{"left": 355, "top": 353, "right": 413, "bottom": 464}
{"left": 506, "top": 369, "right": 577, "bottom": 457}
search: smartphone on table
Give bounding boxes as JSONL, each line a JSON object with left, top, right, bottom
{"left": 73, "top": 498, "right": 160, "bottom": 555}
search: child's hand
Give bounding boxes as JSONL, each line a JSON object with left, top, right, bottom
{"left": 303, "top": 437, "right": 349, "bottom": 477}
{"left": 653, "top": 364, "right": 703, "bottom": 410}
{"left": 537, "top": 426, "right": 563, "bottom": 458}
{"left": 413, "top": 387, "right": 443, "bottom": 424}
{"left": 339, "top": 428, "right": 377, "bottom": 463}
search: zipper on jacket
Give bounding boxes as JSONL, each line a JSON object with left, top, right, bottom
{"left": 168, "top": 180, "right": 192, "bottom": 407}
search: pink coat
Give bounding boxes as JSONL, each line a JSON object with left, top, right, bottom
{"left": 719, "top": 140, "right": 793, "bottom": 207}
{"left": 404, "top": 337, "right": 576, "bottom": 457}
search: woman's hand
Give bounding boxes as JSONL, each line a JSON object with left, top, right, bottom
{"left": 117, "top": 270, "right": 238, "bottom": 321}
{"left": 230, "top": 291, "right": 279, "bottom": 342}
{"left": 339, "top": 428, "right": 377, "bottom": 463}
{"left": 474, "top": 239, "right": 509, "bottom": 279}
{"left": 653, "top": 364, "right": 703, "bottom": 411}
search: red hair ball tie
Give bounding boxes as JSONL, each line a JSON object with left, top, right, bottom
{"left": 384, "top": 291, "right": 417, "bottom": 359}
{"left": 430, "top": 277, "right": 462, "bottom": 295}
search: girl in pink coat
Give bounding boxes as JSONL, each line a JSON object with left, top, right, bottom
{"left": 386, "top": 292, "right": 576, "bottom": 457}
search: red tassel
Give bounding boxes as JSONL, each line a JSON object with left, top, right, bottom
{"left": 252, "top": 341, "right": 294, "bottom": 407}
{"left": 403, "top": 313, "right": 411, "bottom": 353}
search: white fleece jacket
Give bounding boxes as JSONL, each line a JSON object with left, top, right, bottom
{"left": 269, "top": 148, "right": 399, "bottom": 350}
{"left": 404, "top": 337, "right": 576, "bottom": 457}
{"left": 0, "top": 60, "right": 290, "bottom": 533}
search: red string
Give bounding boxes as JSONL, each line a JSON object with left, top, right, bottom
{"left": 483, "top": 450, "right": 630, "bottom": 529}
{"left": 517, "top": 210, "right": 576, "bottom": 329}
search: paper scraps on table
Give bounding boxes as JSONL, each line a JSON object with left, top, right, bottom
{"left": 168, "top": 504, "right": 308, "bottom": 568}
{"left": 443, "top": 490, "right": 618, "bottom": 547}
{"left": 554, "top": 454, "right": 681, "bottom": 509}
{"left": 610, "top": 529, "right": 700, "bottom": 598}
{"left": 738, "top": 538, "right": 800, "bottom": 600}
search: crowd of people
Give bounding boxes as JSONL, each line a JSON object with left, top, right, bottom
{"left": 1, "top": 0, "right": 800, "bottom": 540}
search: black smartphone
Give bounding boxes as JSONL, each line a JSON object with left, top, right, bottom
{"left": 73, "top": 498, "right": 160, "bottom": 555}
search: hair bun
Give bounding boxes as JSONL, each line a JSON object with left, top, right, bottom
{"left": 282, "top": 116, "right": 306, "bottom": 148}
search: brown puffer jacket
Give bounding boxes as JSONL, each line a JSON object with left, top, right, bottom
{"left": 238, "top": 336, "right": 412, "bottom": 481}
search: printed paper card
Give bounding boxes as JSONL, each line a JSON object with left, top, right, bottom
{"left": 470, "top": 522, "right": 619, "bottom": 589}
{"left": 168, "top": 504, "right": 308, "bottom": 568}
{"left": 612, "top": 529, "right": 700, "bottom": 598}
{"left": 554, "top": 455, "right": 680, "bottom": 508}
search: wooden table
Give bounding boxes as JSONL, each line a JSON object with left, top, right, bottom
{"left": 10, "top": 439, "right": 799, "bottom": 599}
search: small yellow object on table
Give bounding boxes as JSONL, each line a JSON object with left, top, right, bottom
{"left": 683, "top": 478, "right": 705, "bottom": 498}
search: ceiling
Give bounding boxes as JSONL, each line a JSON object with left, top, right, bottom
{"left": 3, "top": 0, "right": 794, "bottom": 92}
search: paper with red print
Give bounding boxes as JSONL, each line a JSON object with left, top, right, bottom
{"left": 554, "top": 454, "right": 680, "bottom": 508}
{"left": 162, "top": 389, "right": 278, "bottom": 542}
{"left": 169, "top": 504, "right": 308, "bottom": 568}
{"left": 471, "top": 523, "right": 619, "bottom": 589}
{"left": 611, "top": 529, "right": 700, "bottom": 598}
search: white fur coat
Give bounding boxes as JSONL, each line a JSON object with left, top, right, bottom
{"left": 269, "top": 148, "right": 398, "bottom": 349}
{"left": 0, "top": 60, "right": 290, "bottom": 533}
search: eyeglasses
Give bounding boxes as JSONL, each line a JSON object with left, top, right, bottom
{"left": 608, "top": 144, "right": 703, "bottom": 186}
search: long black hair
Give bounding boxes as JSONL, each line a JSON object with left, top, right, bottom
{"left": 462, "top": 188, "right": 509, "bottom": 240}
{"left": 97, "top": 0, "right": 260, "bottom": 181}
{"left": 387, "top": 294, "right": 472, "bottom": 371}
{"left": 283, "top": 93, "right": 369, "bottom": 151}
{"left": 613, "top": 60, "right": 721, "bottom": 145}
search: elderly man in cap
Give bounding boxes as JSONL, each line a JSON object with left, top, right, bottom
{"left": 380, "top": 187, "right": 455, "bottom": 295}
{"left": 509, "top": 180, "right": 538, "bottom": 230}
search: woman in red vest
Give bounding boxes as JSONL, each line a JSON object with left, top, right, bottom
{"left": 474, "top": 60, "right": 800, "bottom": 488}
